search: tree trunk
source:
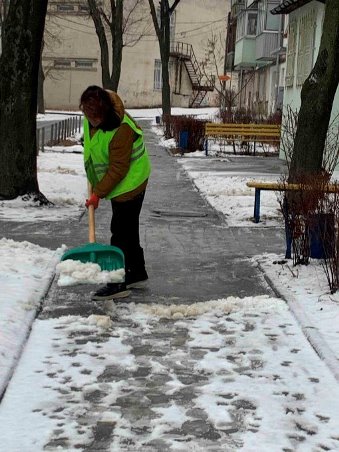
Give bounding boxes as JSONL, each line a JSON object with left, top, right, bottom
{"left": 159, "top": 0, "right": 171, "bottom": 115}
{"left": 289, "top": 0, "right": 339, "bottom": 181}
{"left": 87, "top": 0, "right": 112, "bottom": 89}
{"left": 160, "top": 2, "right": 171, "bottom": 116}
{"left": 109, "top": 0, "right": 123, "bottom": 92}
{"left": 148, "top": 0, "right": 181, "bottom": 117}
{"left": 0, "top": 0, "right": 48, "bottom": 200}
{"left": 37, "top": 41, "right": 45, "bottom": 114}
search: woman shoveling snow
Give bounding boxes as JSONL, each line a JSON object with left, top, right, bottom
{"left": 61, "top": 86, "right": 151, "bottom": 300}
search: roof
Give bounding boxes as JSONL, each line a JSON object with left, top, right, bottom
{"left": 271, "top": 0, "right": 325, "bottom": 15}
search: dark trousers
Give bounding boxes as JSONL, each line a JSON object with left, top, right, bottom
{"left": 110, "top": 190, "right": 146, "bottom": 274}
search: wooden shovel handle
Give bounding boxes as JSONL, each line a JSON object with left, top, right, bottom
{"left": 87, "top": 182, "right": 96, "bottom": 243}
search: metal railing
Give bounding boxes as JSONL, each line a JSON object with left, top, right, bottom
{"left": 36, "top": 114, "right": 83, "bottom": 153}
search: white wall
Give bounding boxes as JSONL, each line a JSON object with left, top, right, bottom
{"left": 281, "top": 1, "right": 339, "bottom": 161}
{"left": 283, "top": 2, "right": 339, "bottom": 117}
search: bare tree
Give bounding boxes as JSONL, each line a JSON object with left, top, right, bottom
{"left": 0, "top": 0, "right": 49, "bottom": 202}
{"left": 88, "top": 0, "right": 150, "bottom": 91}
{"left": 148, "top": 0, "right": 181, "bottom": 116}
{"left": 37, "top": 40, "right": 45, "bottom": 114}
{"left": 289, "top": 0, "right": 339, "bottom": 181}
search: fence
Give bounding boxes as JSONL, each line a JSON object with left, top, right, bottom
{"left": 36, "top": 114, "right": 83, "bottom": 153}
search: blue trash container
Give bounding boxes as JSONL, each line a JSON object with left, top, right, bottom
{"left": 309, "top": 213, "right": 335, "bottom": 259}
{"left": 179, "top": 131, "right": 189, "bottom": 150}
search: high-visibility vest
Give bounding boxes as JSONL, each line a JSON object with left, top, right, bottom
{"left": 83, "top": 114, "right": 151, "bottom": 199}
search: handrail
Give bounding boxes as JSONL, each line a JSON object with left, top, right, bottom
{"left": 171, "top": 42, "right": 216, "bottom": 89}
{"left": 36, "top": 114, "right": 83, "bottom": 153}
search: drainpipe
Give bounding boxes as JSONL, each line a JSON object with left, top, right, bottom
{"left": 239, "top": 68, "right": 243, "bottom": 109}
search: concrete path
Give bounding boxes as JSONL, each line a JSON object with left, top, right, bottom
{"left": 6, "top": 121, "right": 333, "bottom": 452}
{"left": 36, "top": 121, "right": 286, "bottom": 319}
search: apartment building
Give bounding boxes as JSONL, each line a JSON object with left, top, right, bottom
{"left": 225, "top": 0, "right": 286, "bottom": 116}
{"left": 271, "top": 0, "right": 339, "bottom": 117}
{"left": 43, "top": 0, "right": 230, "bottom": 110}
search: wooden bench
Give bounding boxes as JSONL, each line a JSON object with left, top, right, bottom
{"left": 204, "top": 123, "right": 281, "bottom": 155}
{"left": 246, "top": 181, "right": 339, "bottom": 222}
{"left": 246, "top": 180, "right": 339, "bottom": 258}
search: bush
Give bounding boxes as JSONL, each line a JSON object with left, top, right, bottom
{"left": 220, "top": 108, "right": 282, "bottom": 125}
{"left": 162, "top": 114, "right": 207, "bottom": 153}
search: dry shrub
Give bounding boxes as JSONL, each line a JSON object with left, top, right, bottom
{"left": 162, "top": 114, "right": 207, "bottom": 153}
{"left": 278, "top": 172, "right": 333, "bottom": 265}
{"left": 277, "top": 172, "right": 339, "bottom": 293}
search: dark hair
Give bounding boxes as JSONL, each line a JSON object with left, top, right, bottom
{"left": 80, "top": 85, "right": 121, "bottom": 131}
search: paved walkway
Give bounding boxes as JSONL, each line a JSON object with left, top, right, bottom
{"left": 5, "top": 122, "right": 338, "bottom": 451}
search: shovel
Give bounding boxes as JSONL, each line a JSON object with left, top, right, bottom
{"left": 61, "top": 183, "right": 125, "bottom": 271}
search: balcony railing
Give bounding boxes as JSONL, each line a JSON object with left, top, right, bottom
{"left": 234, "top": 36, "right": 256, "bottom": 69}
{"left": 256, "top": 31, "right": 280, "bottom": 61}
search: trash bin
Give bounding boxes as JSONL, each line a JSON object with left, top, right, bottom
{"left": 309, "top": 213, "right": 335, "bottom": 259}
{"left": 179, "top": 131, "right": 189, "bottom": 150}
{"left": 155, "top": 115, "right": 161, "bottom": 125}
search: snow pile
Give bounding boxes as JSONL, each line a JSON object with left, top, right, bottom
{"left": 87, "top": 314, "right": 113, "bottom": 329}
{"left": 57, "top": 259, "right": 125, "bottom": 286}
{"left": 142, "top": 295, "right": 285, "bottom": 319}
{"left": 0, "top": 237, "right": 62, "bottom": 398}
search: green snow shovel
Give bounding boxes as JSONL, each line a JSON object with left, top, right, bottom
{"left": 61, "top": 183, "right": 125, "bottom": 271}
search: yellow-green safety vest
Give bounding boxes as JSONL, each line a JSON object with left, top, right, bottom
{"left": 83, "top": 114, "right": 151, "bottom": 199}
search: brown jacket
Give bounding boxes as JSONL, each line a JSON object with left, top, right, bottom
{"left": 90, "top": 91, "right": 147, "bottom": 202}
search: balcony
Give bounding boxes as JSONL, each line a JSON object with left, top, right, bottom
{"left": 256, "top": 31, "right": 279, "bottom": 61}
{"left": 234, "top": 37, "right": 256, "bottom": 69}
{"left": 231, "top": 0, "right": 245, "bottom": 17}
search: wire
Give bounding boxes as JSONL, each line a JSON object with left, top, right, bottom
{"left": 49, "top": 13, "right": 226, "bottom": 39}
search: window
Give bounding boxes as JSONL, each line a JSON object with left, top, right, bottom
{"left": 266, "top": 8, "right": 280, "bottom": 31}
{"left": 257, "top": 1, "right": 266, "bottom": 35}
{"left": 285, "top": 19, "right": 297, "bottom": 87}
{"left": 52, "top": 58, "right": 97, "bottom": 71}
{"left": 296, "top": 9, "right": 316, "bottom": 86}
{"left": 236, "top": 10, "right": 257, "bottom": 40}
{"left": 54, "top": 59, "right": 71, "bottom": 69}
{"left": 257, "top": 0, "right": 280, "bottom": 34}
{"left": 57, "top": 4, "right": 74, "bottom": 12}
{"left": 154, "top": 59, "right": 162, "bottom": 90}
{"left": 153, "top": 60, "right": 174, "bottom": 90}
{"left": 247, "top": 12, "right": 257, "bottom": 36}
{"left": 236, "top": 11, "right": 246, "bottom": 40}
{"left": 75, "top": 59, "right": 94, "bottom": 69}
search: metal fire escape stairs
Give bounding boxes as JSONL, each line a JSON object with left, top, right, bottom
{"left": 170, "top": 42, "right": 215, "bottom": 108}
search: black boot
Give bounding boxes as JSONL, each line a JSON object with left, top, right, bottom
{"left": 91, "top": 282, "right": 130, "bottom": 300}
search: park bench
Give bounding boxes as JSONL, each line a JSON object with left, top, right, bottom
{"left": 246, "top": 180, "right": 339, "bottom": 223}
{"left": 246, "top": 180, "right": 339, "bottom": 258}
{"left": 204, "top": 122, "right": 281, "bottom": 155}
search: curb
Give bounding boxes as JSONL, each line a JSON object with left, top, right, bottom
{"left": 259, "top": 262, "right": 339, "bottom": 382}
{"left": 0, "top": 255, "right": 59, "bottom": 402}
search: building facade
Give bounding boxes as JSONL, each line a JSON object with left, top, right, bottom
{"left": 226, "top": 0, "right": 286, "bottom": 116}
{"left": 43, "top": 0, "right": 230, "bottom": 110}
{"left": 271, "top": 0, "right": 339, "bottom": 118}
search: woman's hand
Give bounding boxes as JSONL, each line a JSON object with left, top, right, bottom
{"left": 85, "top": 193, "right": 100, "bottom": 209}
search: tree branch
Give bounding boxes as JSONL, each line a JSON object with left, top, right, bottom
{"left": 148, "top": 0, "right": 161, "bottom": 39}
{"left": 169, "top": 0, "right": 181, "bottom": 14}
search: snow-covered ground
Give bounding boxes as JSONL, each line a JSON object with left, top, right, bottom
{"left": 0, "top": 110, "right": 338, "bottom": 451}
